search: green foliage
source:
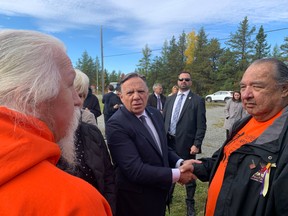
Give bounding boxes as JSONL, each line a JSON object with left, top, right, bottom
{"left": 280, "top": 37, "right": 288, "bottom": 58}
{"left": 254, "top": 25, "right": 271, "bottom": 60}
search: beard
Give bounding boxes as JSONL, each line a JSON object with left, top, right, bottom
{"left": 57, "top": 107, "right": 80, "bottom": 170}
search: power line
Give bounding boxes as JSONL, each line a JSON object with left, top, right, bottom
{"left": 104, "top": 48, "right": 162, "bottom": 58}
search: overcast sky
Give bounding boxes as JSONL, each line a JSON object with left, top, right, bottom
{"left": 0, "top": 0, "right": 288, "bottom": 72}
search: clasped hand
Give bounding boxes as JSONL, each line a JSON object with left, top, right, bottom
{"left": 177, "top": 159, "right": 202, "bottom": 185}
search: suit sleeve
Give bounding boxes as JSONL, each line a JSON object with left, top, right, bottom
{"left": 194, "top": 97, "right": 207, "bottom": 148}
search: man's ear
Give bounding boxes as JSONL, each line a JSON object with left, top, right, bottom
{"left": 281, "top": 82, "right": 288, "bottom": 97}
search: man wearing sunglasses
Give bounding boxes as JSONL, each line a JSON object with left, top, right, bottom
{"left": 163, "top": 71, "right": 207, "bottom": 216}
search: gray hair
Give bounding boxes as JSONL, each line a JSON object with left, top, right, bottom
{"left": 74, "top": 69, "right": 90, "bottom": 99}
{"left": 152, "top": 83, "right": 162, "bottom": 90}
{"left": 0, "top": 29, "right": 66, "bottom": 117}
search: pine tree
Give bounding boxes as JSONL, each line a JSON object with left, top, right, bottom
{"left": 226, "top": 16, "right": 256, "bottom": 73}
{"left": 254, "top": 25, "right": 271, "bottom": 60}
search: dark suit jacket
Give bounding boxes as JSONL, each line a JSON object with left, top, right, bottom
{"left": 147, "top": 93, "right": 166, "bottom": 110}
{"left": 106, "top": 106, "right": 180, "bottom": 216}
{"left": 163, "top": 91, "right": 207, "bottom": 159}
{"left": 83, "top": 88, "right": 101, "bottom": 122}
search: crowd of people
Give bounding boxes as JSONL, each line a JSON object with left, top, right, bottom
{"left": 1, "top": 29, "right": 288, "bottom": 216}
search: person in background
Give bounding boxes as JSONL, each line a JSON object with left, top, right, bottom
{"left": 147, "top": 83, "right": 166, "bottom": 112}
{"left": 168, "top": 85, "right": 179, "bottom": 96}
{"left": 163, "top": 71, "right": 207, "bottom": 216}
{"left": 0, "top": 29, "right": 111, "bottom": 215}
{"left": 58, "top": 69, "right": 116, "bottom": 214}
{"left": 107, "top": 86, "right": 123, "bottom": 120}
{"left": 106, "top": 73, "right": 198, "bottom": 216}
{"left": 186, "top": 58, "right": 288, "bottom": 216}
{"left": 84, "top": 86, "right": 102, "bottom": 123}
{"left": 102, "top": 84, "right": 115, "bottom": 124}
{"left": 224, "top": 90, "right": 248, "bottom": 138}
{"left": 72, "top": 69, "right": 97, "bottom": 126}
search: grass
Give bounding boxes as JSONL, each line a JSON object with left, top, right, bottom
{"left": 166, "top": 181, "right": 208, "bottom": 216}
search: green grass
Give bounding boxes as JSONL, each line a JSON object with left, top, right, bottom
{"left": 166, "top": 181, "right": 208, "bottom": 216}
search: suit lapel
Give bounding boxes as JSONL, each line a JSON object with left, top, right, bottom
{"left": 145, "top": 109, "right": 163, "bottom": 156}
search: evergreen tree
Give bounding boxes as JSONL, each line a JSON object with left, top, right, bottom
{"left": 254, "top": 25, "right": 271, "bottom": 60}
{"left": 75, "top": 50, "right": 96, "bottom": 84}
{"left": 270, "top": 44, "right": 282, "bottom": 59}
{"left": 280, "top": 37, "right": 288, "bottom": 59}
{"left": 226, "top": 16, "right": 256, "bottom": 74}
{"left": 137, "top": 44, "right": 152, "bottom": 77}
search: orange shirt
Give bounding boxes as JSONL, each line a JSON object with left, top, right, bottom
{"left": 205, "top": 111, "right": 282, "bottom": 216}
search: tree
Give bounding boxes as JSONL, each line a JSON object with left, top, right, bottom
{"left": 75, "top": 50, "right": 96, "bottom": 84}
{"left": 185, "top": 30, "right": 197, "bottom": 66}
{"left": 137, "top": 44, "right": 152, "bottom": 77}
{"left": 270, "top": 44, "right": 282, "bottom": 59}
{"left": 189, "top": 27, "right": 212, "bottom": 95}
{"left": 226, "top": 16, "right": 256, "bottom": 73}
{"left": 254, "top": 25, "right": 271, "bottom": 60}
{"left": 280, "top": 37, "right": 288, "bottom": 59}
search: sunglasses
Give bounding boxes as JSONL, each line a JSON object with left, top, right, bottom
{"left": 178, "top": 78, "right": 191, "bottom": 82}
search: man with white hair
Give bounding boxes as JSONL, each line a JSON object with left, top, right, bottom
{"left": 0, "top": 29, "right": 112, "bottom": 215}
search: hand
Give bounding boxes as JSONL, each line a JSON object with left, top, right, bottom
{"left": 179, "top": 159, "right": 202, "bottom": 173}
{"left": 178, "top": 170, "right": 197, "bottom": 185}
{"left": 190, "top": 146, "right": 199, "bottom": 155}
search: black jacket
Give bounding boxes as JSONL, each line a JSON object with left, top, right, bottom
{"left": 58, "top": 122, "right": 116, "bottom": 215}
{"left": 147, "top": 93, "right": 166, "bottom": 110}
{"left": 83, "top": 88, "right": 101, "bottom": 120}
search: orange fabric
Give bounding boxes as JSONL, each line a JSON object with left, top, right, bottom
{"left": 0, "top": 107, "right": 112, "bottom": 216}
{"left": 205, "top": 111, "right": 283, "bottom": 216}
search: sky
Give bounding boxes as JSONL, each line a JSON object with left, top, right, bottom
{"left": 0, "top": 0, "right": 288, "bottom": 73}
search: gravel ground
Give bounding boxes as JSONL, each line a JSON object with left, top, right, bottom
{"left": 200, "top": 105, "right": 226, "bottom": 158}
{"left": 98, "top": 104, "right": 227, "bottom": 158}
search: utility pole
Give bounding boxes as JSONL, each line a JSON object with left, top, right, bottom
{"left": 100, "top": 25, "right": 105, "bottom": 96}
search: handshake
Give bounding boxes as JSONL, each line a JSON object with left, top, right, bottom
{"left": 178, "top": 159, "right": 201, "bottom": 185}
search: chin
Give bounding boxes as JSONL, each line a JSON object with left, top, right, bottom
{"left": 57, "top": 108, "right": 80, "bottom": 169}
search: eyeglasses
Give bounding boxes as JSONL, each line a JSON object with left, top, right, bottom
{"left": 178, "top": 78, "right": 191, "bottom": 82}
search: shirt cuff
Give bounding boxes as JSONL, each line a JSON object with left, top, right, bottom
{"left": 172, "top": 168, "right": 180, "bottom": 183}
{"left": 176, "top": 159, "right": 184, "bottom": 168}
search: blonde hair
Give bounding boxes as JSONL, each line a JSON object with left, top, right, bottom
{"left": 74, "top": 69, "right": 90, "bottom": 99}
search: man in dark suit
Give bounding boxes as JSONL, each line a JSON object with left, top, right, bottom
{"left": 106, "top": 73, "right": 197, "bottom": 216}
{"left": 163, "top": 71, "right": 207, "bottom": 216}
{"left": 102, "top": 84, "right": 115, "bottom": 124}
{"left": 147, "top": 83, "right": 166, "bottom": 112}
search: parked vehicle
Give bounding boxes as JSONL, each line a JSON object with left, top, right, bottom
{"left": 205, "top": 91, "right": 233, "bottom": 103}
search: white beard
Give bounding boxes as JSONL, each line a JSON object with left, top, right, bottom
{"left": 57, "top": 108, "right": 80, "bottom": 169}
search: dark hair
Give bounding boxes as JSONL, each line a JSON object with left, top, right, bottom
{"left": 232, "top": 91, "right": 241, "bottom": 102}
{"left": 120, "top": 73, "right": 147, "bottom": 85}
{"left": 107, "top": 84, "right": 115, "bottom": 91}
{"left": 252, "top": 58, "right": 288, "bottom": 85}
{"left": 178, "top": 71, "right": 191, "bottom": 77}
